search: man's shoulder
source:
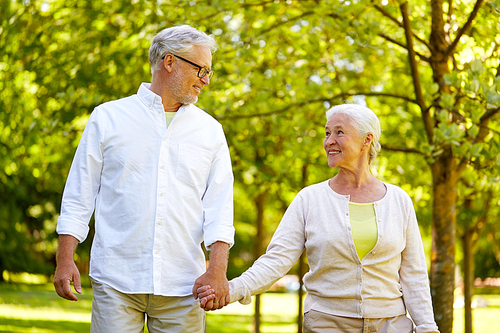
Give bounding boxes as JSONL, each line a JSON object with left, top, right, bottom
{"left": 187, "top": 104, "right": 220, "bottom": 124}
{"left": 96, "top": 94, "right": 138, "bottom": 111}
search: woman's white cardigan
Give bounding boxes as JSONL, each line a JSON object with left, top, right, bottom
{"left": 229, "top": 180, "right": 439, "bottom": 333}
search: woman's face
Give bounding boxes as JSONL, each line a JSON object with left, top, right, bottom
{"left": 323, "top": 113, "right": 368, "bottom": 169}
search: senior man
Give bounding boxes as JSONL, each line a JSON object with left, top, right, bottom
{"left": 53, "top": 25, "right": 234, "bottom": 333}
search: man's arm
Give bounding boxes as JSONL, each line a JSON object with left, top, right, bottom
{"left": 192, "top": 241, "right": 230, "bottom": 310}
{"left": 53, "top": 234, "right": 82, "bottom": 301}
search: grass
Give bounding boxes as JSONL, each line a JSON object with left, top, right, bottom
{"left": 1, "top": 282, "right": 499, "bottom": 332}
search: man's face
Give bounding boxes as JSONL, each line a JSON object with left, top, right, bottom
{"left": 169, "top": 45, "right": 212, "bottom": 105}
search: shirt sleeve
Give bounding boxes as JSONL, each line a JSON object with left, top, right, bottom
{"left": 202, "top": 127, "right": 235, "bottom": 248}
{"left": 399, "top": 199, "right": 440, "bottom": 333}
{"left": 56, "top": 110, "right": 103, "bottom": 243}
{"left": 229, "top": 194, "right": 306, "bottom": 305}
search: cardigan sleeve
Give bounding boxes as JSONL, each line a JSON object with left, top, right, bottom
{"left": 399, "top": 200, "right": 440, "bottom": 333}
{"left": 229, "top": 193, "right": 307, "bottom": 305}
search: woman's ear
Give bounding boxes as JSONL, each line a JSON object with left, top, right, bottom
{"left": 362, "top": 133, "right": 373, "bottom": 150}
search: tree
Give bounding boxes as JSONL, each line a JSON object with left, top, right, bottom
{"left": 2, "top": 2, "right": 500, "bottom": 332}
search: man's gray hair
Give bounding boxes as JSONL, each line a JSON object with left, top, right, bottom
{"left": 149, "top": 25, "right": 217, "bottom": 75}
{"left": 326, "top": 104, "right": 382, "bottom": 165}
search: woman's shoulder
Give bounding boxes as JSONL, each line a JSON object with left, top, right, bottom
{"left": 383, "top": 182, "right": 414, "bottom": 203}
{"left": 293, "top": 180, "right": 341, "bottom": 205}
{"left": 297, "top": 180, "right": 330, "bottom": 196}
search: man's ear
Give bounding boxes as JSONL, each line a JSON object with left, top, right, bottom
{"left": 163, "top": 54, "right": 175, "bottom": 73}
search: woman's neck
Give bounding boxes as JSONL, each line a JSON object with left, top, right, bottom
{"left": 329, "top": 170, "right": 386, "bottom": 203}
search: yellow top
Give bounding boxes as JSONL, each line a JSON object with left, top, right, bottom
{"left": 349, "top": 202, "right": 378, "bottom": 260}
{"left": 165, "top": 111, "right": 176, "bottom": 128}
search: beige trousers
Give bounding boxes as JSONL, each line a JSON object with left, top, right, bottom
{"left": 303, "top": 309, "right": 414, "bottom": 333}
{"left": 90, "top": 279, "right": 205, "bottom": 333}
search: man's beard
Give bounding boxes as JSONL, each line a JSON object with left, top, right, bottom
{"left": 170, "top": 70, "right": 198, "bottom": 105}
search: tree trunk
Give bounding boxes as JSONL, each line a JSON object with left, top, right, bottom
{"left": 462, "top": 229, "right": 474, "bottom": 333}
{"left": 297, "top": 252, "right": 305, "bottom": 333}
{"left": 253, "top": 191, "right": 267, "bottom": 333}
{"left": 297, "top": 162, "right": 308, "bottom": 333}
{"left": 254, "top": 294, "right": 261, "bottom": 333}
{"left": 430, "top": 153, "right": 459, "bottom": 333}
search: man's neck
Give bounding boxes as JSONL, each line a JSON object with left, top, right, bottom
{"left": 149, "top": 80, "right": 183, "bottom": 112}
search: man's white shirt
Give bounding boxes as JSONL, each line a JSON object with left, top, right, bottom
{"left": 57, "top": 83, "right": 234, "bottom": 296}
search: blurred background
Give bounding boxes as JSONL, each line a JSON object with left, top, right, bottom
{"left": 1, "top": 0, "right": 500, "bottom": 332}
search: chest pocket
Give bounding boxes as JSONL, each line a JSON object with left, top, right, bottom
{"left": 175, "top": 144, "right": 212, "bottom": 187}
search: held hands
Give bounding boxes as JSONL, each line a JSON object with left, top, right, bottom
{"left": 195, "top": 285, "right": 227, "bottom": 310}
{"left": 193, "top": 241, "right": 230, "bottom": 311}
{"left": 192, "top": 270, "right": 230, "bottom": 311}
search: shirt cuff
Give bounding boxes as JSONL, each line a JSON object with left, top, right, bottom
{"left": 204, "top": 226, "right": 235, "bottom": 249}
{"left": 56, "top": 216, "right": 90, "bottom": 243}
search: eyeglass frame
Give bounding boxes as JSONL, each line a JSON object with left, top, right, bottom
{"left": 162, "top": 54, "right": 214, "bottom": 79}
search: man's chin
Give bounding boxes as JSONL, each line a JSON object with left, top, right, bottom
{"left": 181, "top": 96, "right": 198, "bottom": 105}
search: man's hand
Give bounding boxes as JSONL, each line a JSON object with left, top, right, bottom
{"left": 53, "top": 261, "right": 82, "bottom": 301}
{"left": 192, "top": 241, "right": 230, "bottom": 311}
{"left": 53, "top": 235, "right": 81, "bottom": 301}
{"left": 196, "top": 285, "right": 224, "bottom": 309}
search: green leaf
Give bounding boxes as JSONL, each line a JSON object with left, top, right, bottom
{"left": 486, "top": 91, "right": 500, "bottom": 105}
{"left": 470, "top": 59, "right": 484, "bottom": 73}
{"left": 470, "top": 143, "right": 484, "bottom": 157}
{"left": 440, "top": 93, "right": 454, "bottom": 109}
{"left": 468, "top": 125, "right": 480, "bottom": 138}
{"left": 437, "top": 110, "right": 449, "bottom": 123}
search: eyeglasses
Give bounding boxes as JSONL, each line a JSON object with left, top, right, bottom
{"left": 162, "top": 54, "right": 214, "bottom": 79}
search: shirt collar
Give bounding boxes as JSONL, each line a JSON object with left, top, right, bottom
{"left": 137, "top": 82, "right": 191, "bottom": 116}
{"left": 137, "top": 83, "right": 163, "bottom": 110}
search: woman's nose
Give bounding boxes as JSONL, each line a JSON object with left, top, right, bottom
{"left": 326, "top": 137, "right": 336, "bottom": 145}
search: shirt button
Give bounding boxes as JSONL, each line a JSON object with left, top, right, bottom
{"left": 159, "top": 193, "right": 164, "bottom": 197}
{"left": 160, "top": 165, "right": 164, "bottom": 169}
{"left": 158, "top": 221, "right": 162, "bottom": 225}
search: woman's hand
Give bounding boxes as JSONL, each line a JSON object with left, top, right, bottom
{"left": 196, "top": 285, "right": 229, "bottom": 310}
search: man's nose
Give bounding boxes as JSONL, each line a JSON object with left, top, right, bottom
{"left": 201, "top": 75, "right": 210, "bottom": 85}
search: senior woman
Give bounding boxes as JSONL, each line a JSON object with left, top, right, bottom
{"left": 196, "top": 104, "right": 439, "bottom": 333}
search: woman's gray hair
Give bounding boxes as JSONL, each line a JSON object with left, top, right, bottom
{"left": 149, "top": 25, "right": 217, "bottom": 75}
{"left": 325, "top": 104, "right": 382, "bottom": 165}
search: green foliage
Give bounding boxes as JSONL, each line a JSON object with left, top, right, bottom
{"left": 1, "top": 0, "right": 499, "bottom": 291}
{"left": 1, "top": 283, "right": 499, "bottom": 332}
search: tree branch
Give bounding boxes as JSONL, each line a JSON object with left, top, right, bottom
{"left": 381, "top": 144, "right": 423, "bottom": 154}
{"left": 217, "top": 92, "right": 418, "bottom": 121}
{"left": 378, "top": 33, "right": 431, "bottom": 63}
{"left": 446, "top": 0, "right": 485, "bottom": 57}
{"left": 400, "top": 2, "right": 433, "bottom": 143}
{"left": 240, "top": 0, "right": 276, "bottom": 7}
{"left": 242, "top": 11, "right": 316, "bottom": 44}
{"left": 480, "top": 106, "right": 500, "bottom": 124}
{"left": 374, "top": 4, "right": 431, "bottom": 50}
